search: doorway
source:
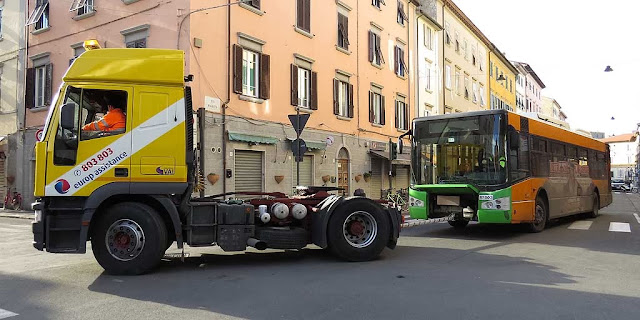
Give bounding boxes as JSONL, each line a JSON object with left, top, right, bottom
{"left": 337, "top": 148, "right": 349, "bottom": 196}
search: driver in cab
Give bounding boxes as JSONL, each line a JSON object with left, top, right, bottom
{"left": 82, "top": 96, "right": 125, "bottom": 133}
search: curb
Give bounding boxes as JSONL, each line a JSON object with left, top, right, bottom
{"left": 0, "top": 212, "right": 34, "bottom": 220}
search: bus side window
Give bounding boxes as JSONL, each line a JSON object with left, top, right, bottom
{"left": 531, "top": 136, "right": 549, "bottom": 177}
{"left": 509, "top": 133, "right": 530, "bottom": 181}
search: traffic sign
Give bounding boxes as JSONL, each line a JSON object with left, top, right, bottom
{"left": 288, "top": 114, "right": 310, "bottom": 136}
{"left": 36, "top": 129, "right": 43, "bottom": 141}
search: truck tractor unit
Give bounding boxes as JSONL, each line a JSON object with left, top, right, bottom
{"left": 31, "top": 44, "right": 401, "bottom": 275}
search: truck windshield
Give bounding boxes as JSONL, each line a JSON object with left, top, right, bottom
{"left": 40, "top": 84, "right": 63, "bottom": 142}
{"left": 412, "top": 114, "right": 507, "bottom": 187}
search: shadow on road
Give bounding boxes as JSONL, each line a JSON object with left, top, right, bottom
{"left": 0, "top": 273, "right": 57, "bottom": 320}
{"left": 85, "top": 245, "right": 640, "bottom": 320}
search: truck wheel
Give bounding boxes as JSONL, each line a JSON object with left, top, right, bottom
{"left": 448, "top": 220, "right": 469, "bottom": 229}
{"left": 327, "top": 200, "right": 390, "bottom": 262}
{"left": 91, "top": 202, "right": 167, "bottom": 275}
{"left": 526, "top": 197, "right": 547, "bottom": 233}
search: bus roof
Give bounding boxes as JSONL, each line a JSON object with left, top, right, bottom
{"left": 64, "top": 48, "right": 185, "bottom": 86}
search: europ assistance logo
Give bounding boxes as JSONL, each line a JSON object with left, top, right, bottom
{"left": 54, "top": 179, "right": 70, "bottom": 194}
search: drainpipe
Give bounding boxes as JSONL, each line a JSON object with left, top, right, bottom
{"left": 441, "top": 0, "right": 446, "bottom": 115}
{"left": 222, "top": 0, "right": 231, "bottom": 195}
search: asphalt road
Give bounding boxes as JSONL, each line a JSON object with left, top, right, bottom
{"left": 1, "top": 193, "right": 639, "bottom": 320}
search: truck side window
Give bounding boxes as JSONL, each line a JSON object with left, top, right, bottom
{"left": 53, "top": 86, "right": 82, "bottom": 165}
{"left": 80, "top": 89, "right": 128, "bottom": 141}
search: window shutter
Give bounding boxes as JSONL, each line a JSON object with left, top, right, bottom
{"left": 368, "top": 31, "right": 374, "bottom": 62}
{"left": 333, "top": 79, "right": 339, "bottom": 115}
{"left": 395, "top": 101, "right": 399, "bottom": 128}
{"left": 310, "top": 71, "right": 318, "bottom": 110}
{"left": 381, "top": 95, "right": 386, "bottom": 125}
{"left": 343, "top": 15, "right": 349, "bottom": 49}
{"left": 297, "top": 0, "right": 304, "bottom": 29}
{"left": 304, "top": 0, "right": 311, "bottom": 32}
{"left": 251, "top": 0, "right": 261, "bottom": 9}
{"left": 348, "top": 83, "right": 354, "bottom": 118}
{"left": 259, "top": 53, "right": 270, "bottom": 100}
{"left": 404, "top": 103, "right": 409, "bottom": 130}
{"left": 233, "top": 45, "right": 243, "bottom": 94}
{"left": 25, "top": 68, "right": 35, "bottom": 109}
{"left": 376, "top": 34, "right": 385, "bottom": 64}
{"left": 44, "top": 63, "right": 53, "bottom": 106}
{"left": 290, "top": 64, "right": 299, "bottom": 106}
{"left": 369, "top": 92, "right": 374, "bottom": 123}
{"left": 394, "top": 46, "right": 398, "bottom": 74}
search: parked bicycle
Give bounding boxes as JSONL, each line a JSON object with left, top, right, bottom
{"left": 382, "top": 188, "right": 408, "bottom": 212}
{"left": 3, "top": 188, "right": 23, "bottom": 211}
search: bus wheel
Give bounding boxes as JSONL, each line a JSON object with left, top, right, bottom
{"left": 448, "top": 220, "right": 469, "bottom": 229}
{"left": 587, "top": 194, "right": 599, "bottom": 219}
{"left": 527, "top": 198, "right": 547, "bottom": 233}
{"left": 91, "top": 202, "right": 168, "bottom": 275}
{"left": 327, "top": 200, "right": 390, "bottom": 262}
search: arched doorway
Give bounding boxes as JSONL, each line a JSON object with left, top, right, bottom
{"left": 337, "top": 148, "right": 349, "bottom": 196}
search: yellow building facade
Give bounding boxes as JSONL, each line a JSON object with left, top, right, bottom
{"left": 489, "top": 47, "right": 517, "bottom": 111}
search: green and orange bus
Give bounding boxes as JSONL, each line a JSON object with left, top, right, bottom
{"left": 406, "top": 109, "right": 612, "bottom": 232}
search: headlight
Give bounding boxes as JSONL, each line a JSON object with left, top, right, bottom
{"left": 409, "top": 196, "right": 424, "bottom": 207}
{"left": 481, "top": 197, "right": 511, "bottom": 210}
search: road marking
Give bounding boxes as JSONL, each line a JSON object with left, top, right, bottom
{"left": 609, "top": 222, "right": 631, "bottom": 233}
{"left": 568, "top": 221, "right": 593, "bottom": 230}
{"left": 634, "top": 213, "right": 640, "bottom": 224}
{"left": 0, "top": 308, "right": 18, "bottom": 319}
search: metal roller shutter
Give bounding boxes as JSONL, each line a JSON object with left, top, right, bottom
{"left": 293, "top": 155, "right": 313, "bottom": 187}
{"left": 235, "top": 150, "right": 263, "bottom": 193}
{"left": 370, "top": 158, "right": 382, "bottom": 199}
{"left": 395, "top": 165, "right": 410, "bottom": 191}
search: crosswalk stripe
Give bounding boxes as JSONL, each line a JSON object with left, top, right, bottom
{"left": 568, "top": 221, "right": 593, "bottom": 230}
{"left": 609, "top": 222, "right": 631, "bottom": 233}
{"left": 634, "top": 213, "right": 640, "bottom": 224}
{"left": 0, "top": 308, "right": 18, "bottom": 319}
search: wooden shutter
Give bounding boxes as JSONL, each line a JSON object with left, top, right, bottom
{"left": 393, "top": 46, "right": 398, "bottom": 74}
{"left": 369, "top": 92, "right": 374, "bottom": 123}
{"left": 25, "top": 68, "right": 35, "bottom": 109}
{"left": 348, "top": 83, "right": 354, "bottom": 118}
{"left": 343, "top": 14, "right": 349, "bottom": 49}
{"left": 395, "top": 100, "right": 399, "bottom": 128}
{"left": 381, "top": 95, "right": 386, "bottom": 125}
{"left": 310, "top": 71, "right": 318, "bottom": 110}
{"left": 290, "top": 64, "right": 299, "bottom": 106}
{"left": 376, "top": 34, "right": 384, "bottom": 64}
{"left": 44, "top": 63, "right": 53, "bottom": 106}
{"left": 368, "top": 31, "right": 374, "bottom": 62}
{"left": 297, "top": 0, "right": 304, "bottom": 29}
{"left": 333, "top": 79, "right": 339, "bottom": 115}
{"left": 259, "top": 53, "right": 270, "bottom": 100}
{"left": 233, "top": 45, "right": 243, "bottom": 94}
{"left": 404, "top": 103, "right": 409, "bottom": 130}
{"left": 303, "top": 0, "right": 311, "bottom": 32}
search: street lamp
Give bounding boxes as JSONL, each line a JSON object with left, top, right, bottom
{"left": 605, "top": 65, "right": 614, "bottom": 72}
{"left": 496, "top": 74, "right": 506, "bottom": 81}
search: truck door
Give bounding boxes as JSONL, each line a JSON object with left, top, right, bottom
{"left": 45, "top": 85, "right": 132, "bottom": 197}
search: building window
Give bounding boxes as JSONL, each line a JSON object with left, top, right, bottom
{"left": 27, "top": 0, "right": 50, "bottom": 30}
{"left": 337, "top": 13, "right": 349, "bottom": 50}
{"left": 397, "top": 1, "right": 407, "bottom": 26}
{"left": 126, "top": 39, "right": 146, "bottom": 48}
{"left": 472, "top": 81, "right": 478, "bottom": 103}
{"left": 455, "top": 69, "right": 461, "bottom": 95}
{"left": 394, "top": 46, "right": 406, "bottom": 77}
{"left": 369, "top": 31, "right": 384, "bottom": 66}
{"left": 242, "top": 49, "right": 259, "bottom": 97}
{"left": 464, "top": 76, "right": 469, "bottom": 100}
{"left": 372, "top": 0, "right": 385, "bottom": 9}
{"left": 445, "top": 65, "right": 451, "bottom": 89}
{"left": 333, "top": 78, "right": 353, "bottom": 118}
{"left": 490, "top": 61, "right": 493, "bottom": 77}
{"left": 479, "top": 85, "right": 486, "bottom": 106}
{"left": 71, "top": 0, "right": 94, "bottom": 16}
{"left": 478, "top": 53, "right": 483, "bottom": 71}
{"left": 444, "top": 22, "right": 451, "bottom": 46}
{"left": 35, "top": 66, "right": 46, "bottom": 107}
{"left": 121, "top": 24, "right": 149, "bottom": 48}
{"left": 463, "top": 40, "right": 468, "bottom": 60}
{"left": 298, "top": 68, "right": 310, "bottom": 108}
{"left": 369, "top": 91, "right": 385, "bottom": 125}
{"left": 290, "top": 63, "right": 319, "bottom": 110}
{"left": 395, "top": 98, "right": 408, "bottom": 130}
{"left": 424, "top": 25, "right": 432, "bottom": 49}
{"left": 248, "top": 0, "right": 260, "bottom": 9}
{"left": 425, "top": 64, "right": 432, "bottom": 91}
{"left": 0, "top": 8, "right": 3, "bottom": 37}
{"left": 455, "top": 32, "right": 460, "bottom": 53}
{"left": 296, "top": 0, "right": 311, "bottom": 32}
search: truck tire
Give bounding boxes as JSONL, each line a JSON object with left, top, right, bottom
{"left": 255, "top": 227, "right": 308, "bottom": 249}
{"left": 91, "top": 202, "right": 168, "bottom": 275}
{"left": 327, "top": 200, "right": 390, "bottom": 262}
{"left": 526, "top": 197, "right": 547, "bottom": 233}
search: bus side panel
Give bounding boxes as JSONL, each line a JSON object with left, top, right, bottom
{"left": 510, "top": 178, "right": 546, "bottom": 223}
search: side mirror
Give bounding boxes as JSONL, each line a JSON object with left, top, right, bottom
{"left": 60, "top": 103, "right": 76, "bottom": 131}
{"left": 397, "top": 138, "right": 403, "bottom": 154}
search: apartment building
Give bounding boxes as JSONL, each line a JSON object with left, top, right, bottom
{"left": 16, "top": 0, "right": 188, "bottom": 206}
{"left": 602, "top": 133, "right": 638, "bottom": 184}
{"left": 488, "top": 44, "right": 516, "bottom": 112}
{"left": 0, "top": 0, "right": 27, "bottom": 203}
{"left": 513, "top": 61, "right": 545, "bottom": 113}
{"left": 541, "top": 96, "right": 567, "bottom": 122}
{"left": 414, "top": 0, "right": 442, "bottom": 118}
{"left": 441, "top": 0, "right": 488, "bottom": 114}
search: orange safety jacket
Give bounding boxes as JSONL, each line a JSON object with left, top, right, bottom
{"left": 82, "top": 108, "right": 126, "bottom": 132}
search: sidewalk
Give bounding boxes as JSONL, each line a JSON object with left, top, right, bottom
{"left": 0, "top": 208, "right": 34, "bottom": 220}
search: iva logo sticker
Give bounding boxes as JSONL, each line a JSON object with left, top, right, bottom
{"left": 156, "top": 166, "right": 175, "bottom": 175}
{"left": 54, "top": 179, "right": 71, "bottom": 194}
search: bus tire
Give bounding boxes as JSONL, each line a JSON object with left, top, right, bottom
{"left": 91, "top": 202, "right": 168, "bottom": 275}
{"left": 448, "top": 220, "right": 469, "bottom": 228}
{"left": 587, "top": 193, "right": 599, "bottom": 219}
{"left": 527, "top": 197, "right": 547, "bottom": 233}
{"left": 327, "top": 200, "right": 390, "bottom": 262}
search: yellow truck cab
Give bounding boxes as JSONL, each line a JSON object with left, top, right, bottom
{"left": 32, "top": 43, "right": 401, "bottom": 275}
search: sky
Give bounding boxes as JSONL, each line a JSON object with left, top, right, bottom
{"left": 454, "top": 0, "right": 640, "bottom": 137}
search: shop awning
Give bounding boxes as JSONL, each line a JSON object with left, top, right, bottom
{"left": 369, "top": 149, "right": 411, "bottom": 165}
{"left": 370, "top": 149, "right": 389, "bottom": 160}
{"left": 228, "top": 131, "right": 278, "bottom": 145}
{"left": 287, "top": 138, "right": 327, "bottom": 150}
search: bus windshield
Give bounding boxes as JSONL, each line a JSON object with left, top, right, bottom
{"left": 412, "top": 113, "right": 507, "bottom": 187}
